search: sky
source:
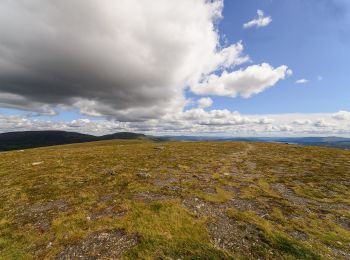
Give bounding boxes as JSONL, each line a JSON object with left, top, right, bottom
{"left": 0, "top": 0, "right": 350, "bottom": 136}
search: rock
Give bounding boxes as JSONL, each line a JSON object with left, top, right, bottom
{"left": 105, "top": 169, "right": 118, "bottom": 176}
{"left": 32, "top": 161, "right": 44, "bottom": 166}
{"left": 154, "top": 146, "right": 165, "bottom": 150}
{"left": 136, "top": 172, "right": 151, "bottom": 178}
{"left": 56, "top": 229, "right": 139, "bottom": 259}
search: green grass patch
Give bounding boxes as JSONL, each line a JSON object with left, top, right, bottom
{"left": 197, "top": 187, "right": 233, "bottom": 203}
{"left": 120, "top": 201, "right": 231, "bottom": 258}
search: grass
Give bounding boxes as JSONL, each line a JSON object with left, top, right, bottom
{"left": 0, "top": 140, "right": 349, "bottom": 259}
{"left": 197, "top": 187, "right": 233, "bottom": 203}
{"left": 121, "top": 201, "right": 230, "bottom": 259}
{"left": 226, "top": 208, "right": 320, "bottom": 259}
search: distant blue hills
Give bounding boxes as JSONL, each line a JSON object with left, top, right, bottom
{"left": 164, "top": 135, "right": 350, "bottom": 149}
{"left": 1, "top": 131, "right": 350, "bottom": 152}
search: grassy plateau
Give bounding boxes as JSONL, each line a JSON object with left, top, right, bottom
{"left": 0, "top": 140, "right": 350, "bottom": 259}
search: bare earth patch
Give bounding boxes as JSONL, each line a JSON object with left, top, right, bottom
{"left": 133, "top": 191, "right": 176, "bottom": 202}
{"left": 15, "top": 200, "right": 67, "bottom": 232}
{"left": 56, "top": 229, "right": 139, "bottom": 259}
{"left": 182, "top": 196, "right": 273, "bottom": 258}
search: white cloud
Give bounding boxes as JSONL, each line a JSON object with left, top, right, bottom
{"left": 191, "top": 63, "right": 292, "bottom": 98}
{"left": 313, "top": 119, "right": 331, "bottom": 128}
{"left": 332, "top": 111, "right": 350, "bottom": 120}
{"left": 292, "top": 119, "right": 312, "bottom": 125}
{"left": 295, "top": 79, "right": 309, "bottom": 84}
{"left": 0, "top": 1, "right": 289, "bottom": 121}
{"left": 197, "top": 97, "right": 213, "bottom": 109}
{"left": 243, "top": 10, "right": 272, "bottom": 29}
{"left": 0, "top": 0, "right": 251, "bottom": 121}
{"left": 2, "top": 110, "right": 349, "bottom": 137}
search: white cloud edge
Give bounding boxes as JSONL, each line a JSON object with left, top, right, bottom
{"left": 243, "top": 9, "right": 272, "bottom": 29}
{"left": 197, "top": 97, "right": 213, "bottom": 109}
{"left": 295, "top": 79, "right": 309, "bottom": 84}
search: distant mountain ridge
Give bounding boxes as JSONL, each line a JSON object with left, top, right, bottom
{"left": 164, "top": 135, "right": 350, "bottom": 149}
{"left": 1, "top": 131, "right": 350, "bottom": 152}
{"left": 274, "top": 136, "right": 350, "bottom": 149}
{"left": 0, "top": 131, "right": 151, "bottom": 151}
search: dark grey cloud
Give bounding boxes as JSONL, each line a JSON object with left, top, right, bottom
{"left": 0, "top": 0, "right": 249, "bottom": 120}
{"left": 0, "top": 0, "right": 290, "bottom": 121}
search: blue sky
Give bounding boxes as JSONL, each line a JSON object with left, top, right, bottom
{"left": 0, "top": 0, "right": 349, "bottom": 136}
{"left": 202, "top": 0, "right": 350, "bottom": 114}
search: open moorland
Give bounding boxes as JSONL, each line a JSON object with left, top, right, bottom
{"left": 1, "top": 140, "right": 350, "bottom": 259}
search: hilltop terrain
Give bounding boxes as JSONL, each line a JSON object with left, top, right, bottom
{"left": 1, "top": 140, "right": 350, "bottom": 259}
{"left": 0, "top": 131, "right": 152, "bottom": 152}
{"left": 1, "top": 130, "right": 350, "bottom": 152}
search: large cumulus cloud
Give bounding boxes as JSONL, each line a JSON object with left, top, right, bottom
{"left": 0, "top": 0, "right": 290, "bottom": 121}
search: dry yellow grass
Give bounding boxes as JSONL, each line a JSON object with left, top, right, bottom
{"left": 0, "top": 140, "right": 349, "bottom": 259}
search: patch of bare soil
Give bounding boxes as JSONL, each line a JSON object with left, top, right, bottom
{"left": 328, "top": 246, "right": 350, "bottom": 260}
{"left": 207, "top": 214, "right": 277, "bottom": 259}
{"left": 222, "top": 185, "right": 240, "bottom": 195}
{"left": 88, "top": 206, "right": 126, "bottom": 220}
{"left": 99, "top": 193, "right": 117, "bottom": 202}
{"left": 56, "top": 229, "right": 139, "bottom": 259}
{"left": 182, "top": 197, "right": 218, "bottom": 217}
{"left": 182, "top": 197, "right": 275, "bottom": 258}
{"left": 244, "top": 161, "right": 257, "bottom": 173}
{"left": 318, "top": 202, "right": 350, "bottom": 211}
{"left": 272, "top": 183, "right": 350, "bottom": 212}
{"left": 335, "top": 216, "right": 350, "bottom": 231}
{"left": 153, "top": 176, "right": 178, "bottom": 188}
{"left": 289, "top": 229, "right": 309, "bottom": 241}
{"left": 133, "top": 191, "right": 176, "bottom": 202}
{"left": 271, "top": 183, "right": 310, "bottom": 206}
{"left": 225, "top": 198, "right": 268, "bottom": 217}
{"left": 15, "top": 200, "right": 67, "bottom": 232}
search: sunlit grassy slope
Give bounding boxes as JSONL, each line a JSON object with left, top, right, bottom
{"left": 1, "top": 140, "right": 350, "bottom": 259}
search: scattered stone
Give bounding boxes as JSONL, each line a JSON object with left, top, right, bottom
{"left": 136, "top": 172, "right": 151, "bottom": 178}
{"left": 32, "top": 161, "right": 44, "bottom": 166}
{"left": 182, "top": 197, "right": 218, "bottom": 217}
{"left": 153, "top": 177, "right": 178, "bottom": 187}
{"left": 335, "top": 216, "right": 350, "bottom": 231}
{"left": 290, "top": 230, "right": 309, "bottom": 241}
{"left": 208, "top": 214, "right": 270, "bottom": 258}
{"left": 16, "top": 200, "right": 67, "bottom": 232}
{"left": 99, "top": 193, "right": 117, "bottom": 202}
{"left": 104, "top": 169, "right": 118, "bottom": 176}
{"left": 133, "top": 191, "right": 175, "bottom": 202}
{"left": 89, "top": 206, "right": 126, "bottom": 220}
{"left": 196, "top": 203, "right": 205, "bottom": 209}
{"left": 271, "top": 183, "right": 310, "bottom": 206}
{"left": 56, "top": 229, "right": 139, "bottom": 259}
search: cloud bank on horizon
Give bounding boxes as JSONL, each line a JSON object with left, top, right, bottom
{"left": 1, "top": 111, "right": 350, "bottom": 137}
{"left": 0, "top": 0, "right": 349, "bottom": 136}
